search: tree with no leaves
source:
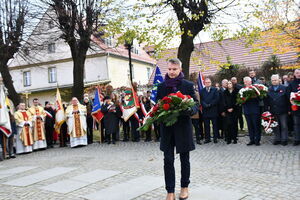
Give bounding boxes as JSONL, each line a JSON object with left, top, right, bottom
{"left": 0, "top": 0, "right": 29, "bottom": 106}
{"left": 43, "top": 0, "right": 120, "bottom": 100}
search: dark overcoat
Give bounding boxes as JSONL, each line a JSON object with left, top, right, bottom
{"left": 266, "top": 85, "right": 289, "bottom": 115}
{"left": 200, "top": 87, "right": 220, "bottom": 118}
{"left": 101, "top": 103, "right": 122, "bottom": 134}
{"left": 157, "top": 79, "right": 199, "bottom": 153}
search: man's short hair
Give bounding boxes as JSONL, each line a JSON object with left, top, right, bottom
{"left": 243, "top": 76, "right": 252, "bottom": 82}
{"left": 271, "top": 74, "right": 279, "bottom": 80}
{"left": 33, "top": 98, "right": 38, "bottom": 102}
{"left": 168, "top": 58, "right": 182, "bottom": 68}
{"left": 204, "top": 77, "right": 211, "bottom": 82}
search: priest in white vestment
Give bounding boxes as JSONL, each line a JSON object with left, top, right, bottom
{"left": 28, "top": 98, "right": 47, "bottom": 150}
{"left": 14, "top": 103, "right": 34, "bottom": 154}
{"left": 66, "top": 97, "right": 87, "bottom": 147}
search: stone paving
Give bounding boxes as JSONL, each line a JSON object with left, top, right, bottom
{"left": 0, "top": 136, "right": 299, "bottom": 200}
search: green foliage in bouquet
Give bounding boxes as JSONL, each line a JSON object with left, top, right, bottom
{"left": 138, "top": 92, "right": 195, "bottom": 131}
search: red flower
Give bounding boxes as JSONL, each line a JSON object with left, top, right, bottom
{"left": 152, "top": 104, "right": 159, "bottom": 113}
{"left": 187, "top": 95, "right": 191, "bottom": 99}
{"left": 242, "top": 97, "right": 246, "bottom": 101}
{"left": 291, "top": 105, "right": 298, "bottom": 111}
{"left": 163, "top": 104, "right": 170, "bottom": 111}
{"left": 149, "top": 112, "right": 154, "bottom": 117}
{"left": 176, "top": 92, "right": 185, "bottom": 99}
{"left": 162, "top": 96, "right": 172, "bottom": 103}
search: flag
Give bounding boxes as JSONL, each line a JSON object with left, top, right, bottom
{"left": 121, "top": 85, "right": 140, "bottom": 122}
{"left": 92, "top": 86, "right": 104, "bottom": 122}
{"left": 0, "top": 85, "right": 12, "bottom": 137}
{"left": 150, "top": 65, "right": 164, "bottom": 104}
{"left": 197, "top": 71, "right": 205, "bottom": 94}
{"left": 54, "top": 88, "right": 65, "bottom": 134}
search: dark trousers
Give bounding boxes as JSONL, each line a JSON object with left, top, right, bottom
{"left": 237, "top": 106, "right": 244, "bottom": 130}
{"left": 59, "top": 122, "right": 68, "bottom": 147}
{"left": 106, "top": 132, "right": 116, "bottom": 143}
{"left": 122, "top": 120, "right": 130, "bottom": 140}
{"left": 191, "top": 118, "right": 202, "bottom": 141}
{"left": 163, "top": 132, "right": 190, "bottom": 193}
{"left": 245, "top": 114, "right": 261, "bottom": 143}
{"left": 86, "top": 117, "right": 93, "bottom": 144}
{"left": 226, "top": 114, "right": 238, "bottom": 142}
{"left": 45, "top": 126, "right": 54, "bottom": 146}
{"left": 274, "top": 114, "right": 288, "bottom": 142}
{"left": 203, "top": 117, "right": 218, "bottom": 141}
{"left": 293, "top": 115, "right": 300, "bottom": 142}
{"left": 130, "top": 116, "right": 140, "bottom": 141}
{"left": 145, "top": 129, "right": 152, "bottom": 141}
{"left": 154, "top": 122, "right": 160, "bottom": 141}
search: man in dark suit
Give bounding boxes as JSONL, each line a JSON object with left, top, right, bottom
{"left": 157, "top": 58, "right": 199, "bottom": 200}
{"left": 200, "top": 78, "right": 220, "bottom": 143}
{"left": 287, "top": 69, "right": 300, "bottom": 146}
{"left": 243, "top": 76, "right": 262, "bottom": 146}
{"left": 266, "top": 74, "right": 290, "bottom": 146}
{"left": 231, "top": 77, "right": 244, "bottom": 131}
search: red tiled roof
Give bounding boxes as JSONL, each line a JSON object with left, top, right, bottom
{"left": 150, "top": 38, "right": 298, "bottom": 83}
{"left": 91, "top": 35, "right": 156, "bottom": 65}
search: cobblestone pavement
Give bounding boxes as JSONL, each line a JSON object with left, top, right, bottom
{"left": 0, "top": 136, "right": 299, "bottom": 200}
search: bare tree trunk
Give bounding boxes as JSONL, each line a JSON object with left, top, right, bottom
{"left": 72, "top": 53, "right": 86, "bottom": 100}
{"left": 177, "top": 35, "right": 194, "bottom": 79}
{"left": 0, "top": 63, "right": 21, "bottom": 107}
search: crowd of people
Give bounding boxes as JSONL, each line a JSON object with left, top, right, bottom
{"left": 1, "top": 68, "right": 300, "bottom": 161}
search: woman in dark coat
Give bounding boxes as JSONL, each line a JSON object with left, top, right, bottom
{"left": 157, "top": 58, "right": 199, "bottom": 200}
{"left": 101, "top": 96, "right": 122, "bottom": 144}
{"left": 223, "top": 81, "right": 239, "bottom": 144}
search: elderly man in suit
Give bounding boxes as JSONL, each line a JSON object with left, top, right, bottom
{"left": 157, "top": 58, "right": 199, "bottom": 200}
{"left": 243, "top": 76, "right": 262, "bottom": 146}
{"left": 266, "top": 74, "right": 290, "bottom": 146}
{"left": 200, "top": 78, "right": 220, "bottom": 144}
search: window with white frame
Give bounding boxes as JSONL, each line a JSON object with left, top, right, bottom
{"left": 147, "top": 67, "right": 151, "bottom": 79}
{"left": 104, "top": 36, "right": 114, "bottom": 47}
{"left": 23, "top": 71, "right": 31, "bottom": 87}
{"left": 131, "top": 46, "right": 139, "bottom": 55}
{"left": 48, "top": 43, "right": 55, "bottom": 53}
{"left": 48, "top": 67, "right": 57, "bottom": 83}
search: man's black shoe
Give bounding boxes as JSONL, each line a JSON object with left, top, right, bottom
{"left": 281, "top": 141, "right": 288, "bottom": 146}
{"left": 196, "top": 140, "right": 201, "bottom": 145}
{"left": 273, "top": 141, "right": 281, "bottom": 145}
{"left": 213, "top": 139, "right": 218, "bottom": 143}
{"left": 255, "top": 142, "right": 261, "bottom": 146}
{"left": 204, "top": 140, "right": 211, "bottom": 144}
{"left": 293, "top": 141, "right": 300, "bottom": 146}
{"left": 247, "top": 141, "right": 255, "bottom": 146}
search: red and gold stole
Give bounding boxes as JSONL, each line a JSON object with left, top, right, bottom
{"left": 73, "top": 105, "right": 82, "bottom": 137}
{"left": 35, "top": 108, "right": 43, "bottom": 140}
{"left": 21, "top": 112, "right": 33, "bottom": 146}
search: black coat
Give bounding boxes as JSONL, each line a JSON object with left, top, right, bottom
{"left": 266, "top": 85, "right": 289, "bottom": 115}
{"left": 101, "top": 103, "right": 122, "bottom": 134}
{"left": 224, "top": 89, "right": 239, "bottom": 123}
{"left": 200, "top": 87, "right": 220, "bottom": 118}
{"left": 287, "top": 78, "right": 300, "bottom": 116}
{"left": 44, "top": 107, "right": 55, "bottom": 128}
{"left": 157, "top": 79, "right": 199, "bottom": 153}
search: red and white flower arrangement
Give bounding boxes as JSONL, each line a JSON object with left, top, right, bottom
{"left": 261, "top": 111, "right": 278, "bottom": 134}
{"left": 138, "top": 91, "right": 195, "bottom": 131}
{"left": 290, "top": 91, "right": 300, "bottom": 111}
{"left": 237, "top": 84, "right": 268, "bottom": 104}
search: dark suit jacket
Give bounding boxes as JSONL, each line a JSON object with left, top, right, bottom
{"left": 200, "top": 87, "right": 220, "bottom": 118}
{"left": 157, "top": 79, "right": 198, "bottom": 153}
{"left": 266, "top": 85, "right": 289, "bottom": 115}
